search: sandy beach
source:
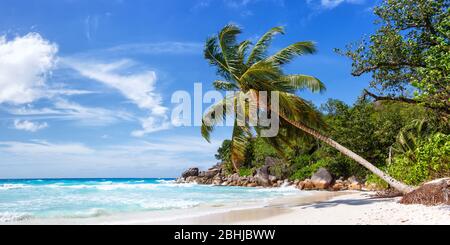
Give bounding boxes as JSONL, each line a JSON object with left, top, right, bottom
{"left": 8, "top": 191, "right": 449, "bottom": 225}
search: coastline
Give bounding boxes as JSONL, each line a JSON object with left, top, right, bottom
{"left": 7, "top": 190, "right": 449, "bottom": 225}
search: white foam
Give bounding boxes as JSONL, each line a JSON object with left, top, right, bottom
{"left": 45, "top": 183, "right": 158, "bottom": 191}
{"left": 64, "top": 208, "right": 110, "bottom": 219}
{"left": 0, "top": 184, "right": 30, "bottom": 190}
{"left": 0, "top": 212, "right": 33, "bottom": 223}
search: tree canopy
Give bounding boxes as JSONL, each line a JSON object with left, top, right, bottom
{"left": 337, "top": 0, "right": 449, "bottom": 117}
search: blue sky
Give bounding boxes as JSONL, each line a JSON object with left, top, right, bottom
{"left": 0, "top": 0, "right": 378, "bottom": 178}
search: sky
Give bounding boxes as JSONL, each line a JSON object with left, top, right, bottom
{"left": 0, "top": 0, "right": 379, "bottom": 179}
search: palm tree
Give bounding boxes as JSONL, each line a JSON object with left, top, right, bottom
{"left": 201, "top": 24, "right": 414, "bottom": 194}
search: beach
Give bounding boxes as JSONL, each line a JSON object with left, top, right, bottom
{"left": 7, "top": 190, "right": 449, "bottom": 225}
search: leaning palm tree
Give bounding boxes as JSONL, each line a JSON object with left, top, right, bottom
{"left": 201, "top": 24, "right": 414, "bottom": 194}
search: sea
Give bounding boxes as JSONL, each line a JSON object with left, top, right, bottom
{"left": 0, "top": 178, "right": 303, "bottom": 223}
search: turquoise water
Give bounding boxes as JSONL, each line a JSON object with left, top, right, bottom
{"left": 0, "top": 178, "right": 301, "bottom": 223}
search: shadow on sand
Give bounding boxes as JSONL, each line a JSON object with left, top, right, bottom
{"left": 304, "top": 196, "right": 393, "bottom": 209}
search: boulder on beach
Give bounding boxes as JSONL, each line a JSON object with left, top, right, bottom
{"left": 311, "top": 168, "right": 333, "bottom": 189}
{"left": 298, "top": 179, "right": 314, "bottom": 190}
{"left": 182, "top": 168, "right": 199, "bottom": 178}
{"left": 254, "top": 157, "right": 278, "bottom": 187}
{"left": 400, "top": 178, "right": 450, "bottom": 206}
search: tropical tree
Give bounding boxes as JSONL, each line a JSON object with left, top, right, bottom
{"left": 337, "top": 0, "right": 449, "bottom": 118}
{"left": 201, "top": 25, "right": 414, "bottom": 194}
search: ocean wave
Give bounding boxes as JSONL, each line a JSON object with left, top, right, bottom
{"left": 43, "top": 183, "right": 159, "bottom": 191}
{"left": 0, "top": 212, "right": 33, "bottom": 223}
{"left": 63, "top": 208, "right": 110, "bottom": 219}
{"left": 0, "top": 184, "right": 31, "bottom": 190}
{"left": 155, "top": 179, "right": 175, "bottom": 184}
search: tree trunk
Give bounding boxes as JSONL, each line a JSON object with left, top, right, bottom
{"left": 231, "top": 154, "right": 240, "bottom": 173}
{"left": 279, "top": 113, "right": 415, "bottom": 194}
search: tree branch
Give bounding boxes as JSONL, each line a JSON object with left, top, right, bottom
{"left": 363, "top": 89, "right": 450, "bottom": 115}
{"left": 363, "top": 89, "right": 418, "bottom": 104}
{"left": 352, "top": 62, "right": 424, "bottom": 76}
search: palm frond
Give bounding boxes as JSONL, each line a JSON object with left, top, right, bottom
{"left": 247, "top": 26, "right": 285, "bottom": 65}
{"left": 266, "top": 41, "right": 316, "bottom": 66}
{"left": 204, "top": 36, "right": 233, "bottom": 81}
{"left": 201, "top": 95, "right": 236, "bottom": 142}
{"left": 282, "top": 75, "right": 326, "bottom": 93}
{"left": 240, "top": 61, "right": 283, "bottom": 91}
{"left": 277, "top": 92, "right": 325, "bottom": 130}
{"left": 213, "top": 80, "right": 238, "bottom": 91}
{"left": 236, "top": 40, "right": 251, "bottom": 73}
{"left": 230, "top": 123, "right": 251, "bottom": 169}
{"left": 218, "top": 24, "right": 242, "bottom": 75}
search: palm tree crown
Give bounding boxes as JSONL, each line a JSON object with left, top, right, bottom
{"left": 202, "top": 24, "right": 325, "bottom": 171}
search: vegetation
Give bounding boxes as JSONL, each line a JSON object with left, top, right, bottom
{"left": 205, "top": 0, "right": 449, "bottom": 193}
{"left": 337, "top": 0, "right": 449, "bottom": 117}
{"left": 216, "top": 99, "right": 449, "bottom": 186}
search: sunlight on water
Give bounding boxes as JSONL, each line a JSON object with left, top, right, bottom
{"left": 0, "top": 178, "right": 303, "bottom": 223}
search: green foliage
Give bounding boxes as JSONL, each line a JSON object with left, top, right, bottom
{"left": 387, "top": 133, "right": 450, "bottom": 186}
{"left": 251, "top": 137, "right": 278, "bottom": 167}
{"left": 215, "top": 140, "right": 232, "bottom": 162}
{"left": 290, "top": 159, "right": 330, "bottom": 181}
{"left": 239, "top": 168, "right": 254, "bottom": 177}
{"left": 215, "top": 140, "right": 234, "bottom": 175}
{"left": 338, "top": 0, "right": 450, "bottom": 116}
{"left": 366, "top": 174, "right": 390, "bottom": 189}
{"left": 317, "top": 98, "right": 429, "bottom": 179}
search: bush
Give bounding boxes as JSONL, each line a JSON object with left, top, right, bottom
{"left": 365, "top": 174, "right": 389, "bottom": 189}
{"left": 388, "top": 133, "right": 449, "bottom": 186}
{"left": 239, "top": 168, "right": 254, "bottom": 177}
{"left": 289, "top": 159, "right": 329, "bottom": 181}
{"left": 367, "top": 133, "right": 450, "bottom": 187}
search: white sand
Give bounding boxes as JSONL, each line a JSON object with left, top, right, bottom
{"left": 232, "top": 192, "right": 450, "bottom": 225}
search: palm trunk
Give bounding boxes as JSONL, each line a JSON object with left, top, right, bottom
{"left": 279, "top": 113, "right": 415, "bottom": 194}
{"left": 231, "top": 155, "right": 240, "bottom": 173}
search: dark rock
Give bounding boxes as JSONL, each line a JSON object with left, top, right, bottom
{"left": 311, "top": 168, "right": 333, "bottom": 189}
{"left": 205, "top": 169, "right": 219, "bottom": 178}
{"left": 182, "top": 168, "right": 199, "bottom": 178}
{"left": 254, "top": 170, "right": 270, "bottom": 187}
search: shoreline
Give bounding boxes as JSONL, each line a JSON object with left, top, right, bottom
{"left": 7, "top": 190, "right": 448, "bottom": 225}
{"left": 6, "top": 190, "right": 345, "bottom": 225}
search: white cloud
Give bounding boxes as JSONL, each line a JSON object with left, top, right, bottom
{"left": 308, "top": 0, "right": 365, "bottom": 9}
{"left": 53, "top": 99, "right": 134, "bottom": 126}
{"left": 0, "top": 140, "right": 94, "bottom": 155}
{"left": 194, "top": 0, "right": 284, "bottom": 9}
{"left": 65, "top": 59, "right": 170, "bottom": 136}
{"left": 13, "top": 120, "right": 48, "bottom": 132}
{"left": 7, "top": 100, "right": 134, "bottom": 126}
{"left": 0, "top": 33, "right": 58, "bottom": 105}
{"left": 105, "top": 42, "right": 203, "bottom": 55}
{"left": 131, "top": 117, "right": 171, "bottom": 137}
